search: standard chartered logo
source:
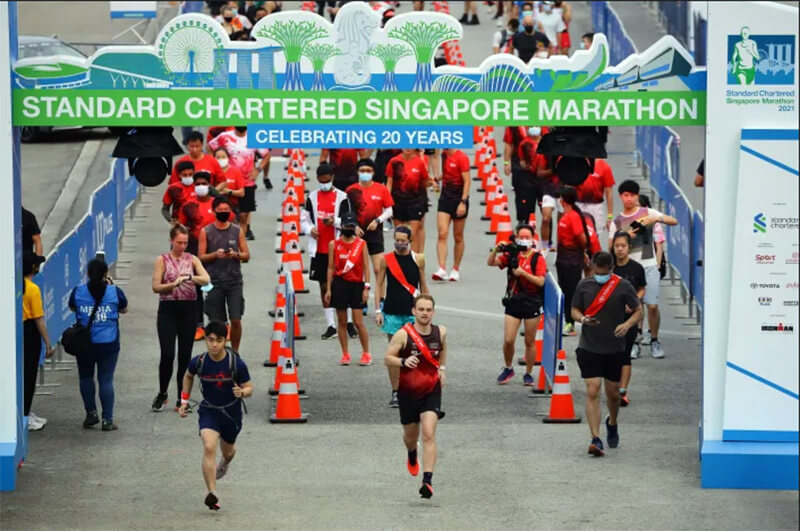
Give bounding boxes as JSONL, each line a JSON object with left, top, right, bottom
{"left": 753, "top": 212, "right": 767, "bottom": 233}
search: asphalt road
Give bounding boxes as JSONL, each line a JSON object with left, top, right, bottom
{"left": 3, "top": 2, "right": 796, "bottom": 530}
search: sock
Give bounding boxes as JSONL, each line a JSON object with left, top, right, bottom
{"left": 619, "top": 387, "right": 627, "bottom": 394}
{"left": 347, "top": 308, "right": 353, "bottom": 324}
{"left": 392, "top": 388, "right": 398, "bottom": 393}
{"left": 506, "top": 366, "right": 513, "bottom": 370}
{"left": 651, "top": 337, "right": 658, "bottom": 343}
{"left": 324, "top": 308, "right": 335, "bottom": 328}
{"left": 423, "top": 472, "right": 432, "bottom": 485}
{"left": 408, "top": 448, "right": 418, "bottom": 466}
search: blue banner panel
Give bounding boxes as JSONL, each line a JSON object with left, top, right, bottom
{"left": 248, "top": 124, "right": 473, "bottom": 149}
{"left": 693, "top": 211, "right": 704, "bottom": 309}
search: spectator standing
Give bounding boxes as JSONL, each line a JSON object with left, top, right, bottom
{"left": 459, "top": 1, "right": 479, "bottom": 25}
{"left": 198, "top": 197, "right": 250, "bottom": 353}
{"left": 21, "top": 206, "right": 43, "bottom": 255}
{"left": 22, "top": 251, "right": 54, "bottom": 431}
{"left": 493, "top": 18, "right": 519, "bottom": 54}
{"left": 536, "top": 1, "right": 566, "bottom": 54}
{"left": 217, "top": 4, "right": 252, "bottom": 37}
{"left": 581, "top": 32, "right": 594, "bottom": 49}
{"left": 433, "top": 148, "right": 471, "bottom": 282}
{"left": 151, "top": 224, "right": 210, "bottom": 413}
{"left": 570, "top": 252, "right": 642, "bottom": 457}
{"left": 510, "top": 15, "right": 550, "bottom": 63}
{"left": 69, "top": 259, "right": 128, "bottom": 431}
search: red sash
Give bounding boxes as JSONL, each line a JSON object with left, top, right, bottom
{"left": 585, "top": 274, "right": 622, "bottom": 318}
{"left": 341, "top": 238, "right": 365, "bottom": 274}
{"left": 403, "top": 323, "right": 440, "bottom": 369}
{"left": 384, "top": 252, "right": 420, "bottom": 298}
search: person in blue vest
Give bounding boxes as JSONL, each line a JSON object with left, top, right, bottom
{"left": 69, "top": 258, "right": 128, "bottom": 431}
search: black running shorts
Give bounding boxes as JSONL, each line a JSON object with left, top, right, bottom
{"left": 330, "top": 277, "right": 365, "bottom": 310}
{"left": 576, "top": 348, "right": 627, "bottom": 382}
{"left": 398, "top": 383, "right": 442, "bottom": 425}
{"left": 309, "top": 253, "right": 329, "bottom": 283}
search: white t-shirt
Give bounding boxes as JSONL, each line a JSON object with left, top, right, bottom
{"left": 537, "top": 11, "right": 566, "bottom": 44}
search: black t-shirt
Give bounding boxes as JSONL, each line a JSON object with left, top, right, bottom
{"left": 22, "top": 207, "right": 40, "bottom": 252}
{"left": 613, "top": 258, "right": 646, "bottom": 293}
{"left": 512, "top": 31, "right": 550, "bottom": 63}
{"left": 383, "top": 252, "right": 421, "bottom": 316}
{"left": 573, "top": 277, "right": 640, "bottom": 354}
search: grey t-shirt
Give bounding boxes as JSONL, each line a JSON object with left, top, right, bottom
{"left": 572, "top": 277, "right": 640, "bottom": 354}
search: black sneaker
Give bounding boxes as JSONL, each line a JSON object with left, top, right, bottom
{"left": 263, "top": 178, "right": 273, "bottom": 190}
{"left": 101, "top": 420, "right": 118, "bottom": 432}
{"left": 347, "top": 322, "right": 358, "bottom": 338}
{"left": 389, "top": 391, "right": 399, "bottom": 408}
{"left": 205, "top": 492, "right": 220, "bottom": 511}
{"left": 606, "top": 416, "right": 619, "bottom": 448}
{"left": 83, "top": 411, "right": 99, "bottom": 429}
{"left": 151, "top": 392, "right": 168, "bottom": 412}
{"left": 321, "top": 326, "right": 337, "bottom": 340}
{"left": 469, "top": 14, "right": 479, "bottom": 25}
{"left": 459, "top": 13, "right": 468, "bottom": 23}
{"left": 419, "top": 482, "right": 434, "bottom": 499}
{"left": 246, "top": 229, "right": 255, "bottom": 241}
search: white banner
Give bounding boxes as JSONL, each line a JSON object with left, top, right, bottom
{"left": 110, "top": 1, "right": 157, "bottom": 19}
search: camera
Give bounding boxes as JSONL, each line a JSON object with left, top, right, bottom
{"left": 497, "top": 236, "right": 528, "bottom": 306}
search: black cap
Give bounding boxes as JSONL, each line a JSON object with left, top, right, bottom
{"left": 340, "top": 211, "right": 358, "bottom": 227}
{"left": 317, "top": 163, "right": 334, "bottom": 177}
{"left": 356, "top": 158, "right": 375, "bottom": 170}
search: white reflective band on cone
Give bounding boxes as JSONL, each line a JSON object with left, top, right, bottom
{"left": 552, "top": 382, "right": 572, "bottom": 394}
{"left": 279, "top": 383, "right": 298, "bottom": 395}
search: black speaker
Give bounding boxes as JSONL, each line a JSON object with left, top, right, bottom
{"left": 112, "top": 127, "right": 184, "bottom": 187}
{"left": 537, "top": 127, "right": 608, "bottom": 186}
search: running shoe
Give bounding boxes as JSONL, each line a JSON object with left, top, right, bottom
{"left": 216, "top": 458, "right": 230, "bottom": 480}
{"left": 407, "top": 459, "right": 420, "bottom": 477}
{"left": 205, "top": 492, "right": 220, "bottom": 511}
{"left": 389, "top": 391, "right": 399, "bottom": 408}
{"left": 321, "top": 326, "right": 337, "bottom": 340}
{"left": 29, "top": 412, "right": 47, "bottom": 427}
{"left": 83, "top": 411, "right": 99, "bottom": 429}
{"left": 431, "top": 267, "right": 449, "bottom": 281}
{"left": 246, "top": 229, "right": 255, "bottom": 241}
{"left": 151, "top": 392, "right": 168, "bottom": 412}
{"left": 194, "top": 327, "right": 205, "bottom": 341}
{"left": 562, "top": 322, "right": 577, "bottom": 336}
{"left": 263, "top": 178, "right": 273, "bottom": 190}
{"left": 339, "top": 352, "right": 351, "bottom": 366}
{"left": 496, "top": 367, "right": 515, "bottom": 384}
{"left": 651, "top": 340, "right": 665, "bottom": 359}
{"left": 620, "top": 390, "right": 630, "bottom": 407}
{"left": 448, "top": 269, "right": 460, "bottom": 282}
{"left": 523, "top": 373, "right": 535, "bottom": 386}
{"left": 27, "top": 416, "right": 44, "bottom": 431}
{"left": 630, "top": 343, "right": 640, "bottom": 360}
{"left": 419, "top": 482, "right": 434, "bottom": 499}
{"left": 359, "top": 352, "right": 373, "bottom": 366}
{"left": 101, "top": 420, "right": 118, "bottom": 432}
{"left": 640, "top": 330, "right": 652, "bottom": 346}
{"left": 588, "top": 437, "right": 604, "bottom": 457}
{"left": 347, "top": 322, "right": 358, "bottom": 338}
{"left": 606, "top": 416, "right": 619, "bottom": 448}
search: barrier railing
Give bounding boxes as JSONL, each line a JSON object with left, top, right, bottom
{"left": 542, "top": 273, "right": 564, "bottom": 388}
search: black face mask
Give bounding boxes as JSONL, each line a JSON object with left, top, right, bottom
{"left": 524, "top": 25, "right": 534, "bottom": 33}
{"left": 223, "top": 16, "right": 234, "bottom": 22}
{"left": 341, "top": 228, "right": 356, "bottom": 237}
{"left": 215, "top": 211, "right": 230, "bottom": 223}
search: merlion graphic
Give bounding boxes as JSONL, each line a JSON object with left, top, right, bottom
{"left": 332, "top": 2, "right": 379, "bottom": 88}
{"left": 731, "top": 26, "right": 760, "bottom": 85}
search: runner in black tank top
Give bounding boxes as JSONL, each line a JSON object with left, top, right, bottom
{"left": 384, "top": 294, "right": 447, "bottom": 500}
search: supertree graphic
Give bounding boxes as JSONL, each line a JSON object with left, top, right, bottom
{"left": 387, "top": 20, "right": 459, "bottom": 91}
{"left": 368, "top": 43, "right": 412, "bottom": 91}
{"left": 303, "top": 43, "right": 341, "bottom": 91}
{"left": 256, "top": 19, "right": 328, "bottom": 90}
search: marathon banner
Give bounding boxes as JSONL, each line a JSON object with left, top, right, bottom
{"left": 11, "top": 5, "right": 707, "bottom": 132}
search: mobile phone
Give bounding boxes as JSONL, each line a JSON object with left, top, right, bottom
{"left": 584, "top": 316, "right": 600, "bottom": 325}
{"left": 95, "top": 251, "right": 106, "bottom": 262}
{"left": 629, "top": 221, "right": 644, "bottom": 232}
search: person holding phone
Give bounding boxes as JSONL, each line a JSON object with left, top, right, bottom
{"left": 150, "top": 224, "right": 211, "bottom": 412}
{"left": 571, "top": 252, "right": 643, "bottom": 457}
{"left": 198, "top": 197, "right": 250, "bottom": 353}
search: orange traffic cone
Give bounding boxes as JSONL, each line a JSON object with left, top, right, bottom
{"left": 264, "top": 304, "right": 286, "bottom": 367}
{"left": 270, "top": 357, "right": 308, "bottom": 423}
{"left": 281, "top": 237, "right": 309, "bottom": 293}
{"left": 531, "top": 365, "right": 551, "bottom": 395}
{"left": 292, "top": 296, "right": 306, "bottom": 341}
{"left": 494, "top": 204, "right": 513, "bottom": 246}
{"left": 278, "top": 201, "right": 301, "bottom": 251}
{"left": 268, "top": 270, "right": 287, "bottom": 318}
{"left": 487, "top": 187, "right": 506, "bottom": 233}
{"left": 481, "top": 173, "right": 499, "bottom": 218}
{"left": 543, "top": 350, "right": 581, "bottom": 423}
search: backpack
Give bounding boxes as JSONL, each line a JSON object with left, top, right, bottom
{"left": 196, "top": 347, "right": 240, "bottom": 385}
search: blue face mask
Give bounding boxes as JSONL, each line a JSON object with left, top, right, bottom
{"left": 594, "top": 273, "right": 611, "bottom": 284}
{"left": 359, "top": 172, "right": 372, "bottom": 182}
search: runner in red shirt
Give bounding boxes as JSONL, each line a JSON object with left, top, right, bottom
{"left": 575, "top": 158, "right": 615, "bottom": 241}
{"left": 169, "top": 131, "right": 224, "bottom": 187}
{"left": 346, "top": 158, "right": 394, "bottom": 304}
{"left": 213, "top": 147, "right": 245, "bottom": 209}
{"left": 325, "top": 212, "right": 371, "bottom": 367}
{"left": 515, "top": 126, "right": 545, "bottom": 223}
{"left": 386, "top": 149, "right": 431, "bottom": 254}
{"left": 179, "top": 172, "right": 217, "bottom": 255}
{"left": 432, "top": 149, "right": 470, "bottom": 282}
{"left": 206, "top": 126, "right": 233, "bottom": 145}
{"left": 163, "top": 160, "right": 198, "bottom": 223}
{"left": 556, "top": 186, "right": 593, "bottom": 336}
{"left": 536, "top": 154, "right": 563, "bottom": 249}
{"left": 321, "top": 148, "right": 367, "bottom": 192}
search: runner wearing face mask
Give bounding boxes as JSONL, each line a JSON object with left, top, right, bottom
{"left": 487, "top": 224, "right": 547, "bottom": 385}
{"left": 510, "top": 14, "right": 550, "bottom": 63}
{"left": 375, "top": 226, "right": 429, "bottom": 407}
{"left": 163, "top": 161, "right": 198, "bottom": 223}
{"left": 516, "top": 127, "right": 546, "bottom": 224}
{"left": 386, "top": 149, "right": 432, "bottom": 255}
{"left": 536, "top": 1, "right": 566, "bottom": 55}
{"left": 170, "top": 131, "right": 224, "bottom": 188}
{"left": 214, "top": 148, "right": 245, "bottom": 210}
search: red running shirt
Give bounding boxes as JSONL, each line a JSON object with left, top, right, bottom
{"left": 386, "top": 153, "right": 430, "bottom": 197}
{"left": 575, "top": 159, "right": 615, "bottom": 204}
{"left": 315, "top": 189, "right": 338, "bottom": 253}
{"left": 333, "top": 237, "right": 365, "bottom": 283}
{"left": 162, "top": 183, "right": 197, "bottom": 218}
{"left": 345, "top": 182, "right": 394, "bottom": 228}
{"left": 179, "top": 198, "right": 216, "bottom": 240}
{"left": 558, "top": 209, "right": 587, "bottom": 250}
{"left": 498, "top": 250, "right": 547, "bottom": 295}
{"left": 441, "top": 150, "right": 470, "bottom": 191}
{"left": 169, "top": 154, "right": 224, "bottom": 186}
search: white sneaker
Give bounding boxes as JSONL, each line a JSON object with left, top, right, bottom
{"left": 448, "top": 270, "right": 460, "bottom": 282}
{"left": 29, "top": 412, "right": 47, "bottom": 427}
{"left": 651, "top": 340, "right": 665, "bottom": 359}
{"left": 431, "top": 267, "right": 449, "bottom": 281}
{"left": 216, "top": 458, "right": 230, "bottom": 480}
{"left": 27, "top": 417, "right": 44, "bottom": 431}
{"left": 640, "top": 330, "right": 652, "bottom": 346}
{"left": 630, "top": 343, "right": 640, "bottom": 360}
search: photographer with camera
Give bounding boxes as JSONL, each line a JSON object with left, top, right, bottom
{"left": 487, "top": 224, "right": 547, "bottom": 385}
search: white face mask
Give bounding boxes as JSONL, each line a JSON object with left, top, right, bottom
{"left": 528, "top": 127, "right": 541, "bottom": 137}
{"left": 217, "top": 157, "right": 229, "bottom": 168}
{"left": 579, "top": 41, "right": 586, "bottom": 49}
{"left": 358, "top": 172, "right": 373, "bottom": 182}
{"left": 535, "top": 51, "right": 549, "bottom": 59}
{"left": 319, "top": 182, "right": 333, "bottom": 192}
{"left": 517, "top": 239, "right": 534, "bottom": 249}
{"left": 195, "top": 185, "right": 209, "bottom": 197}
{"left": 181, "top": 177, "right": 194, "bottom": 186}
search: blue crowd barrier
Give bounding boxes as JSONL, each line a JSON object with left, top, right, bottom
{"left": 692, "top": 211, "right": 704, "bottom": 311}
{"left": 657, "top": 0, "right": 689, "bottom": 47}
{"left": 663, "top": 178, "right": 693, "bottom": 296}
{"left": 542, "top": 273, "right": 564, "bottom": 388}
{"left": 180, "top": 1, "right": 204, "bottom": 14}
{"left": 590, "top": 2, "right": 636, "bottom": 64}
{"left": 38, "top": 159, "right": 139, "bottom": 346}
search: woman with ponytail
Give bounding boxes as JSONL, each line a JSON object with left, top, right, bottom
{"left": 69, "top": 258, "right": 128, "bottom": 431}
